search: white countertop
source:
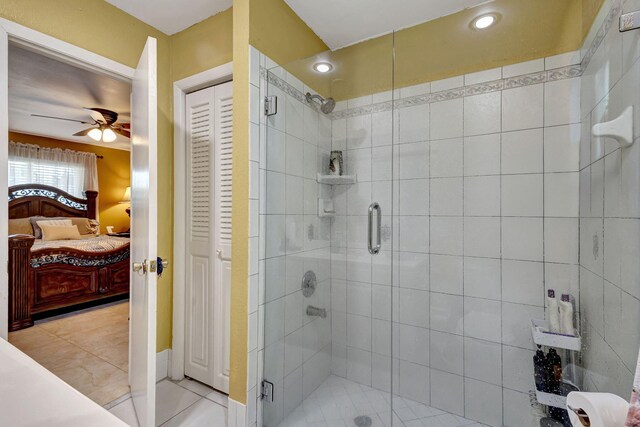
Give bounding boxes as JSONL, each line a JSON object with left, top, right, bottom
{"left": 0, "top": 339, "right": 129, "bottom": 427}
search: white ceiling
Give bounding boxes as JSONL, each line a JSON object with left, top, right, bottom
{"left": 284, "top": 0, "right": 491, "bottom": 49}
{"left": 105, "top": 0, "right": 232, "bottom": 35}
{"left": 9, "top": 45, "right": 132, "bottom": 151}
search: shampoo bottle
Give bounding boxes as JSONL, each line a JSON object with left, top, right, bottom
{"left": 547, "top": 289, "right": 560, "bottom": 333}
{"left": 533, "top": 345, "right": 548, "bottom": 392}
{"left": 546, "top": 348, "right": 562, "bottom": 394}
{"left": 559, "top": 294, "right": 575, "bottom": 336}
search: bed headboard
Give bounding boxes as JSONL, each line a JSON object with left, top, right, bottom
{"left": 8, "top": 184, "right": 98, "bottom": 220}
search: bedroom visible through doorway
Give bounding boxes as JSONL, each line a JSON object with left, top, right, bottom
{"left": 6, "top": 42, "right": 133, "bottom": 407}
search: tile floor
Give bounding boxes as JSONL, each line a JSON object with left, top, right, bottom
{"left": 108, "top": 378, "right": 228, "bottom": 426}
{"left": 277, "top": 376, "right": 486, "bottom": 427}
{"left": 8, "top": 300, "right": 130, "bottom": 405}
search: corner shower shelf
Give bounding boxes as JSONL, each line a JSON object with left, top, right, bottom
{"left": 316, "top": 174, "right": 356, "bottom": 185}
{"left": 531, "top": 319, "right": 581, "bottom": 352}
{"left": 535, "top": 390, "right": 568, "bottom": 409}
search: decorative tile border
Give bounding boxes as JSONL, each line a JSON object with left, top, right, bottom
{"left": 327, "top": 64, "right": 584, "bottom": 120}
{"left": 580, "top": 0, "right": 621, "bottom": 71}
{"left": 261, "top": 68, "right": 324, "bottom": 115}
{"left": 260, "top": 0, "right": 617, "bottom": 121}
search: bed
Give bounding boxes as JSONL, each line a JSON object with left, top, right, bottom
{"left": 7, "top": 184, "right": 130, "bottom": 331}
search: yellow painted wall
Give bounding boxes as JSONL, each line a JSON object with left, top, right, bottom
{"left": 229, "top": 0, "right": 250, "bottom": 405}
{"left": 8, "top": 132, "right": 130, "bottom": 234}
{"left": 171, "top": 7, "right": 233, "bottom": 82}
{"left": 0, "top": 0, "right": 173, "bottom": 352}
{"left": 249, "top": 0, "right": 328, "bottom": 68}
{"left": 283, "top": 0, "right": 599, "bottom": 100}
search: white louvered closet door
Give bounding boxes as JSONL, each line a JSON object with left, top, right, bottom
{"left": 185, "top": 81, "right": 232, "bottom": 393}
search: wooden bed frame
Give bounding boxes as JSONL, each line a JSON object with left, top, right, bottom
{"left": 7, "top": 184, "right": 130, "bottom": 331}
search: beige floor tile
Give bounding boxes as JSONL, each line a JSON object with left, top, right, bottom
{"left": 9, "top": 301, "right": 130, "bottom": 406}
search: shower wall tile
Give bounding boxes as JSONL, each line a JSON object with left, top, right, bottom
{"left": 544, "top": 124, "right": 581, "bottom": 172}
{"left": 465, "top": 67, "right": 502, "bottom": 85}
{"left": 463, "top": 258, "right": 501, "bottom": 300}
{"left": 463, "top": 133, "right": 501, "bottom": 176}
{"left": 398, "top": 104, "right": 429, "bottom": 143}
{"left": 430, "top": 370, "right": 464, "bottom": 416}
{"left": 502, "top": 260, "right": 544, "bottom": 306}
{"left": 579, "top": 0, "right": 640, "bottom": 399}
{"left": 463, "top": 337, "right": 502, "bottom": 386}
{"left": 501, "top": 84, "right": 544, "bottom": 131}
{"left": 463, "top": 92, "right": 501, "bottom": 136}
{"left": 503, "top": 58, "right": 545, "bottom": 78}
{"left": 430, "top": 99, "right": 464, "bottom": 140}
{"left": 501, "top": 174, "right": 543, "bottom": 216}
{"left": 502, "top": 217, "right": 544, "bottom": 261}
{"left": 501, "top": 128, "right": 543, "bottom": 174}
{"left": 463, "top": 217, "right": 501, "bottom": 258}
{"left": 544, "top": 78, "right": 581, "bottom": 126}
{"left": 322, "top": 49, "right": 584, "bottom": 426}
{"left": 463, "top": 176, "right": 501, "bottom": 216}
{"left": 430, "top": 331, "right": 463, "bottom": 375}
{"left": 463, "top": 297, "right": 502, "bottom": 343}
{"left": 464, "top": 378, "right": 503, "bottom": 427}
{"left": 430, "top": 138, "right": 463, "bottom": 177}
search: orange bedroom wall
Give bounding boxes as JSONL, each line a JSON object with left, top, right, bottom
{"left": 8, "top": 132, "right": 131, "bottom": 234}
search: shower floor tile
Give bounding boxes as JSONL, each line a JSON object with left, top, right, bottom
{"left": 277, "top": 375, "right": 486, "bottom": 427}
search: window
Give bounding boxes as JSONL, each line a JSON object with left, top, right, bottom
{"left": 8, "top": 142, "right": 98, "bottom": 198}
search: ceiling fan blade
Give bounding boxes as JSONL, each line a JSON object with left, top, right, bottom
{"left": 112, "top": 127, "right": 130, "bottom": 139}
{"left": 85, "top": 107, "right": 118, "bottom": 125}
{"left": 118, "top": 123, "right": 130, "bottom": 129}
{"left": 73, "top": 127, "right": 98, "bottom": 137}
{"left": 31, "top": 114, "right": 93, "bottom": 125}
{"left": 85, "top": 108, "right": 107, "bottom": 124}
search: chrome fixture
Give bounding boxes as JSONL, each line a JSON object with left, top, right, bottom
{"left": 368, "top": 202, "right": 381, "bottom": 255}
{"left": 305, "top": 92, "right": 336, "bottom": 114}
{"left": 306, "top": 305, "right": 327, "bottom": 319}
{"left": 302, "top": 270, "right": 317, "bottom": 298}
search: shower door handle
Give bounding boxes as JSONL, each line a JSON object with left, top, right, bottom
{"left": 368, "top": 202, "right": 381, "bottom": 255}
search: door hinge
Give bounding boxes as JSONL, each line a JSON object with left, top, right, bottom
{"left": 620, "top": 11, "right": 640, "bottom": 32}
{"left": 261, "top": 380, "right": 274, "bottom": 402}
{"left": 264, "top": 96, "right": 278, "bottom": 116}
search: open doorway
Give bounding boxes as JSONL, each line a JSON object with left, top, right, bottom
{"left": 6, "top": 42, "right": 133, "bottom": 407}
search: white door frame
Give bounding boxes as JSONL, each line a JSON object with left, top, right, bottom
{"left": 0, "top": 18, "right": 135, "bottom": 340}
{"left": 171, "top": 63, "right": 233, "bottom": 381}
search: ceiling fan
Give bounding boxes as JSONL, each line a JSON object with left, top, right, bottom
{"left": 31, "top": 107, "right": 130, "bottom": 143}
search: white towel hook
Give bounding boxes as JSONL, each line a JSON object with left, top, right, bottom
{"left": 591, "top": 105, "right": 634, "bottom": 148}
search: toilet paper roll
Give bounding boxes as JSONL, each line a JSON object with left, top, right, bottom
{"left": 567, "top": 392, "right": 629, "bottom": 427}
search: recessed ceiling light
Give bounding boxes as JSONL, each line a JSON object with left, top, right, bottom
{"left": 473, "top": 14, "right": 496, "bottom": 30}
{"left": 313, "top": 62, "right": 333, "bottom": 73}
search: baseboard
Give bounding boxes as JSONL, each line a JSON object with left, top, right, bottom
{"left": 156, "top": 349, "right": 171, "bottom": 382}
{"left": 228, "top": 398, "right": 247, "bottom": 427}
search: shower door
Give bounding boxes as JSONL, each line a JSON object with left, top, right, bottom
{"left": 259, "top": 34, "right": 397, "bottom": 426}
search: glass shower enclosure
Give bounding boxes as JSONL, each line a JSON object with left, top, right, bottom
{"left": 260, "top": 36, "right": 397, "bottom": 426}
{"left": 256, "top": 1, "right": 636, "bottom": 425}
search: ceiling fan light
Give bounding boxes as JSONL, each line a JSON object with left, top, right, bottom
{"left": 88, "top": 128, "right": 103, "bottom": 141}
{"left": 102, "top": 128, "right": 117, "bottom": 143}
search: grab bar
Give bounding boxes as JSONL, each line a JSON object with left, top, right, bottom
{"left": 368, "top": 202, "right": 381, "bottom": 255}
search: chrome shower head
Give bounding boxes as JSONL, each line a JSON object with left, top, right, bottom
{"left": 305, "top": 92, "right": 336, "bottom": 114}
